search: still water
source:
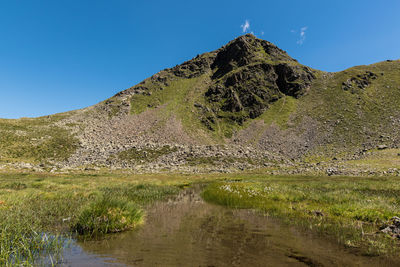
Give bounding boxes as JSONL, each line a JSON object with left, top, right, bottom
{"left": 61, "top": 187, "right": 397, "bottom": 266}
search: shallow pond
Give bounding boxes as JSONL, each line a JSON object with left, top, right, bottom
{"left": 61, "top": 187, "right": 397, "bottom": 266}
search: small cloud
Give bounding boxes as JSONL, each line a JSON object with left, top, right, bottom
{"left": 261, "top": 31, "right": 265, "bottom": 36}
{"left": 296, "top": 26, "right": 308, "bottom": 45}
{"left": 241, "top": 20, "right": 250, "bottom": 33}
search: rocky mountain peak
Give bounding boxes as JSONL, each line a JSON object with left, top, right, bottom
{"left": 115, "top": 35, "right": 316, "bottom": 129}
{"left": 2, "top": 34, "right": 400, "bottom": 174}
{"left": 202, "top": 35, "right": 316, "bottom": 125}
{"left": 211, "top": 34, "right": 294, "bottom": 79}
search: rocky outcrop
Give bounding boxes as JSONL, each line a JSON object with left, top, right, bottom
{"left": 203, "top": 34, "right": 315, "bottom": 126}
{"left": 342, "top": 71, "right": 378, "bottom": 92}
{"left": 171, "top": 53, "right": 216, "bottom": 78}
{"left": 211, "top": 34, "right": 293, "bottom": 79}
{"left": 273, "top": 64, "right": 315, "bottom": 97}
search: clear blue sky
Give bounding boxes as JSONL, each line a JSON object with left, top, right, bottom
{"left": 1, "top": 0, "right": 399, "bottom": 118}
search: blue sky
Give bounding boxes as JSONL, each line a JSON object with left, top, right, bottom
{"left": 1, "top": 0, "right": 399, "bottom": 118}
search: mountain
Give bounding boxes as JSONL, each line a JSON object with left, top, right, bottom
{"left": 1, "top": 34, "right": 400, "bottom": 173}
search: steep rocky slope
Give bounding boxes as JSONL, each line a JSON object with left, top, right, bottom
{"left": 1, "top": 34, "right": 400, "bottom": 174}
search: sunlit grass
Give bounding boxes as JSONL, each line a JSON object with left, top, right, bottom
{"left": 2, "top": 171, "right": 400, "bottom": 265}
{"left": 72, "top": 196, "right": 143, "bottom": 236}
{"left": 202, "top": 175, "right": 400, "bottom": 256}
{"left": 0, "top": 171, "right": 192, "bottom": 266}
{"left": 344, "top": 149, "right": 400, "bottom": 171}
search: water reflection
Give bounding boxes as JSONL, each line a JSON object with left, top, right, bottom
{"left": 61, "top": 187, "right": 397, "bottom": 266}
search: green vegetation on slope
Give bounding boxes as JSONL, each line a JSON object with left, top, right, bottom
{"left": 0, "top": 114, "right": 78, "bottom": 164}
{"left": 297, "top": 61, "right": 400, "bottom": 158}
{"left": 130, "top": 76, "right": 205, "bottom": 118}
{"left": 344, "top": 148, "right": 400, "bottom": 171}
{"left": 125, "top": 44, "right": 400, "bottom": 160}
{"left": 202, "top": 175, "right": 400, "bottom": 256}
{"left": 1, "top": 39, "right": 400, "bottom": 167}
{"left": 127, "top": 35, "right": 316, "bottom": 142}
{"left": 130, "top": 76, "right": 217, "bottom": 140}
{"left": 258, "top": 95, "right": 298, "bottom": 129}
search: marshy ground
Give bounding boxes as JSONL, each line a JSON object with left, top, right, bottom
{"left": 0, "top": 171, "right": 400, "bottom": 266}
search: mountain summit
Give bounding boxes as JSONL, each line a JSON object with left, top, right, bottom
{"left": 119, "top": 34, "right": 315, "bottom": 129}
{"left": 1, "top": 35, "right": 400, "bottom": 173}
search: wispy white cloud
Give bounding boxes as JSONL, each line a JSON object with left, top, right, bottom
{"left": 241, "top": 20, "right": 250, "bottom": 33}
{"left": 261, "top": 31, "right": 265, "bottom": 36}
{"left": 296, "top": 26, "right": 308, "bottom": 45}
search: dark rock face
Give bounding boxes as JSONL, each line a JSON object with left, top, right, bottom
{"left": 211, "top": 34, "right": 292, "bottom": 79}
{"left": 211, "top": 35, "right": 258, "bottom": 79}
{"left": 203, "top": 34, "right": 315, "bottom": 125}
{"left": 273, "top": 64, "right": 315, "bottom": 97}
{"left": 206, "top": 63, "right": 280, "bottom": 119}
{"left": 172, "top": 54, "right": 216, "bottom": 78}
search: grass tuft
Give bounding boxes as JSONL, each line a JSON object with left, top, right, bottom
{"left": 0, "top": 172, "right": 188, "bottom": 266}
{"left": 72, "top": 196, "right": 143, "bottom": 236}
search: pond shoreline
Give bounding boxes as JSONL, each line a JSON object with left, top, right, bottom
{"left": 1, "top": 172, "right": 400, "bottom": 266}
{"left": 62, "top": 186, "right": 399, "bottom": 266}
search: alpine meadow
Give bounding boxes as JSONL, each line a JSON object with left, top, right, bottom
{"left": 1, "top": 19, "right": 400, "bottom": 266}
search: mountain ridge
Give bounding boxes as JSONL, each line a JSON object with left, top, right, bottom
{"left": 1, "top": 34, "right": 400, "bottom": 175}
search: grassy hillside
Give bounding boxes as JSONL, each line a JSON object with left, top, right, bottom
{"left": 298, "top": 60, "right": 400, "bottom": 160}
{"left": 0, "top": 35, "right": 399, "bottom": 171}
{"left": 0, "top": 114, "right": 79, "bottom": 165}
{"left": 228, "top": 60, "right": 400, "bottom": 162}
{"left": 126, "top": 34, "right": 316, "bottom": 141}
